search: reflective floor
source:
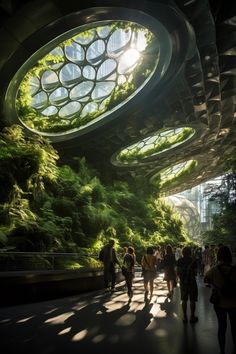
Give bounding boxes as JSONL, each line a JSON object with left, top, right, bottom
{"left": 0, "top": 274, "right": 234, "bottom": 354}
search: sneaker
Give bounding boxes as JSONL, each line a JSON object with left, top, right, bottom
{"left": 104, "top": 288, "right": 110, "bottom": 293}
{"left": 190, "top": 316, "right": 198, "bottom": 323}
{"left": 182, "top": 316, "right": 188, "bottom": 324}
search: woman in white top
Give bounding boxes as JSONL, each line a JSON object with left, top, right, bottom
{"left": 141, "top": 247, "right": 157, "bottom": 301}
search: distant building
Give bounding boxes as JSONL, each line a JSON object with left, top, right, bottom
{"left": 165, "top": 194, "right": 201, "bottom": 243}
{"left": 180, "top": 176, "right": 222, "bottom": 232}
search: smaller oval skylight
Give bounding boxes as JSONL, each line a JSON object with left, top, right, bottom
{"left": 115, "top": 127, "right": 195, "bottom": 165}
{"left": 151, "top": 159, "right": 198, "bottom": 190}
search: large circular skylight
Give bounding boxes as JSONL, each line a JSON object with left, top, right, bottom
{"left": 113, "top": 127, "right": 195, "bottom": 165}
{"left": 14, "top": 22, "right": 161, "bottom": 136}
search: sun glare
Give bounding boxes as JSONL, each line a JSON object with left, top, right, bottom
{"left": 118, "top": 49, "right": 141, "bottom": 74}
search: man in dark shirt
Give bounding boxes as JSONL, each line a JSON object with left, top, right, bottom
{"left": 177, "top": 246, "right": 198, "bottom": 323}
{"left": 99, "top": 239, "right": 120, "bottom": 292}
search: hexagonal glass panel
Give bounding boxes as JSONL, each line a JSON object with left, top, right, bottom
{"left": 115, "top": 127, "right": 195, "bottom": 165}
{"left": 65, "top": 42, "right": 85, "bottom": 64}
{"left": 59, "top": 64, "right": 81, "bottom": 87}
{"left": 41, "top": 70, "right": 59, "bottom": 91}
{"left": 49, "top": 87, "right": 68, "bottom": 106}
{"left": 70, "top": 81, "right": 94, "bottom": 100}
{"left": 46, "top": 47, "right": 64, "bottom": 70}
{"left": 59, "top": 101, "right": 81, "bottom": 118}
{"left": 31, "top": 91, "right": 48, "bottom": 109}
{"left": 29, "top": 77, "right": 40, "bottom": 95}
{"left": 15, "top": 21, "right": 162, "bottom": 135}
{"left": 41, "top": 106, "right": 58, "bottom": 116}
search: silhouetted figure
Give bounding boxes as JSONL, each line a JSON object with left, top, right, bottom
{"left": 99, "top": 239, "right": 120, "bottom": 292}
{"left": 204, "top": 245, "right": 236, "bottom": 354}
{"left": 162, "top": 244, "right": 176, "bottom": 298}
{"left": 177, "top": 246, "right": 198, "bottom": 323}
{"left": 122, "top": 246, "right": 135, "bottom": 300}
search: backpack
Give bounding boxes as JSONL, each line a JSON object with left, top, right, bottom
{"left": 99, "top": 248, "right": 104, "bottom": 261}
{"left": 217, "top": 265, "right": 236, "bottom": 298}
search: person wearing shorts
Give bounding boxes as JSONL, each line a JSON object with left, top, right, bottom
{"left": 177, "top": 246, "right": 198, "bottom": 323}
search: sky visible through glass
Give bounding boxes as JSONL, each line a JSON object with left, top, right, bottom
{"left": 16, "top": 22, "right": 157, "bottom": 134}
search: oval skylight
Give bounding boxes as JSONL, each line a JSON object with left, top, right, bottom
{"left": 15, "top": 21, "right": 160, "bottom": 135}
{"left": 115, "top": 127, "right": 195, "bottom": 165}
{"left": 151, "top": 160, "right": 198, "bottom": 189}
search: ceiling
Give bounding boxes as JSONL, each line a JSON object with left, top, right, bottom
{"left": 0, "top": 0, "right": 236, "bottom": 195}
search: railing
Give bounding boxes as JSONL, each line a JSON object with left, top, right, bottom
{"left": 0, "top": 251, "right": 98, "bottom": 272}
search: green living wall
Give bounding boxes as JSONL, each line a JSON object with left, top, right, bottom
{"left": 0, "top": 125, "right": 189, "bottom": 268}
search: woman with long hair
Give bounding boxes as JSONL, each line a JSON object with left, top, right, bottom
{"left": 162, "top": 244, "right": 176, "bottom": 298}
{"left": 123, "top": 246, "right": 135, "bottom": 300}
{"left": 141, "top": 246, "right": 157, "bottom": 301}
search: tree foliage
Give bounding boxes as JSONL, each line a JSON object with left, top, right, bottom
{"left": 0, "top": 125, "right": 189, "bottom": 267}
{"left": 202, "top": 170, "right": 236, "bottom": 247}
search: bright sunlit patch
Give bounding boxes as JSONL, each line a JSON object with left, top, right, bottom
{"left": 156, "top": 296, "right": 167, "bottom": 304}
{"left": 150, "top": 303, "right": 161, "bottom": 317}
{"left": 155, "top": 310, "right": 167, "bottom": 318}
{"left": 72, "top": 329, "right": 88, "bottom": 342}
{"left": 44, "top": 312, "right": 74, "bottom": 324}
{"left": 16, "top": 316, "right": 35, "bottom": 323}
{"left": 156, "top": 290, "right": 167, "bottom": 296}
{"left": 115, "top": 313, "right": 136, "bottom": 326}
{"left": 92, "top": 334, "right": 106, "bottom": 343}
{"left": 118, "top": 49, "right": 140, "bottom": 74}
{"left": 58, "top": 327, "right": 72, "bottom": 335}
{"left": 105, "top": 301, "right": 124, "bottom": 311}
{"left": 128, "top": 301, "right": 142, "bottom": 312}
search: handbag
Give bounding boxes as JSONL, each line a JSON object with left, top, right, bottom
{"left": 210, "top": 290, "right": 220, "bottom": 305}
{"left": 121, "top": 265, "right": 128, "bottom": 276}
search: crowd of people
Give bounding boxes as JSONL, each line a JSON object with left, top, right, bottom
{"left": 99, "top": 240, "right": 236, "bottom": 354}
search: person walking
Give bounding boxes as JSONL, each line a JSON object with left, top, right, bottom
{"left": 162, "top": 244, "right": 176, "bottom": 298}
{"left": 204, "top": 246, "right": 236, "bottom": 354}
{"left": 141, "top": 246, "right": 157, "bottom": 301}
{"left": 155, "top": 245, "right": 163, "bottom": 272}
{"left": 203, "top": 244, "right": 210, "bottom": 276}
{"left": 122, "top": 246, "right": 135, "bottom": 300}
{"left": 99, "top": 239, "right": 121, "bottom": 292}
{"left": 176, "top": 246, "right": 198, "bottom": 323}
